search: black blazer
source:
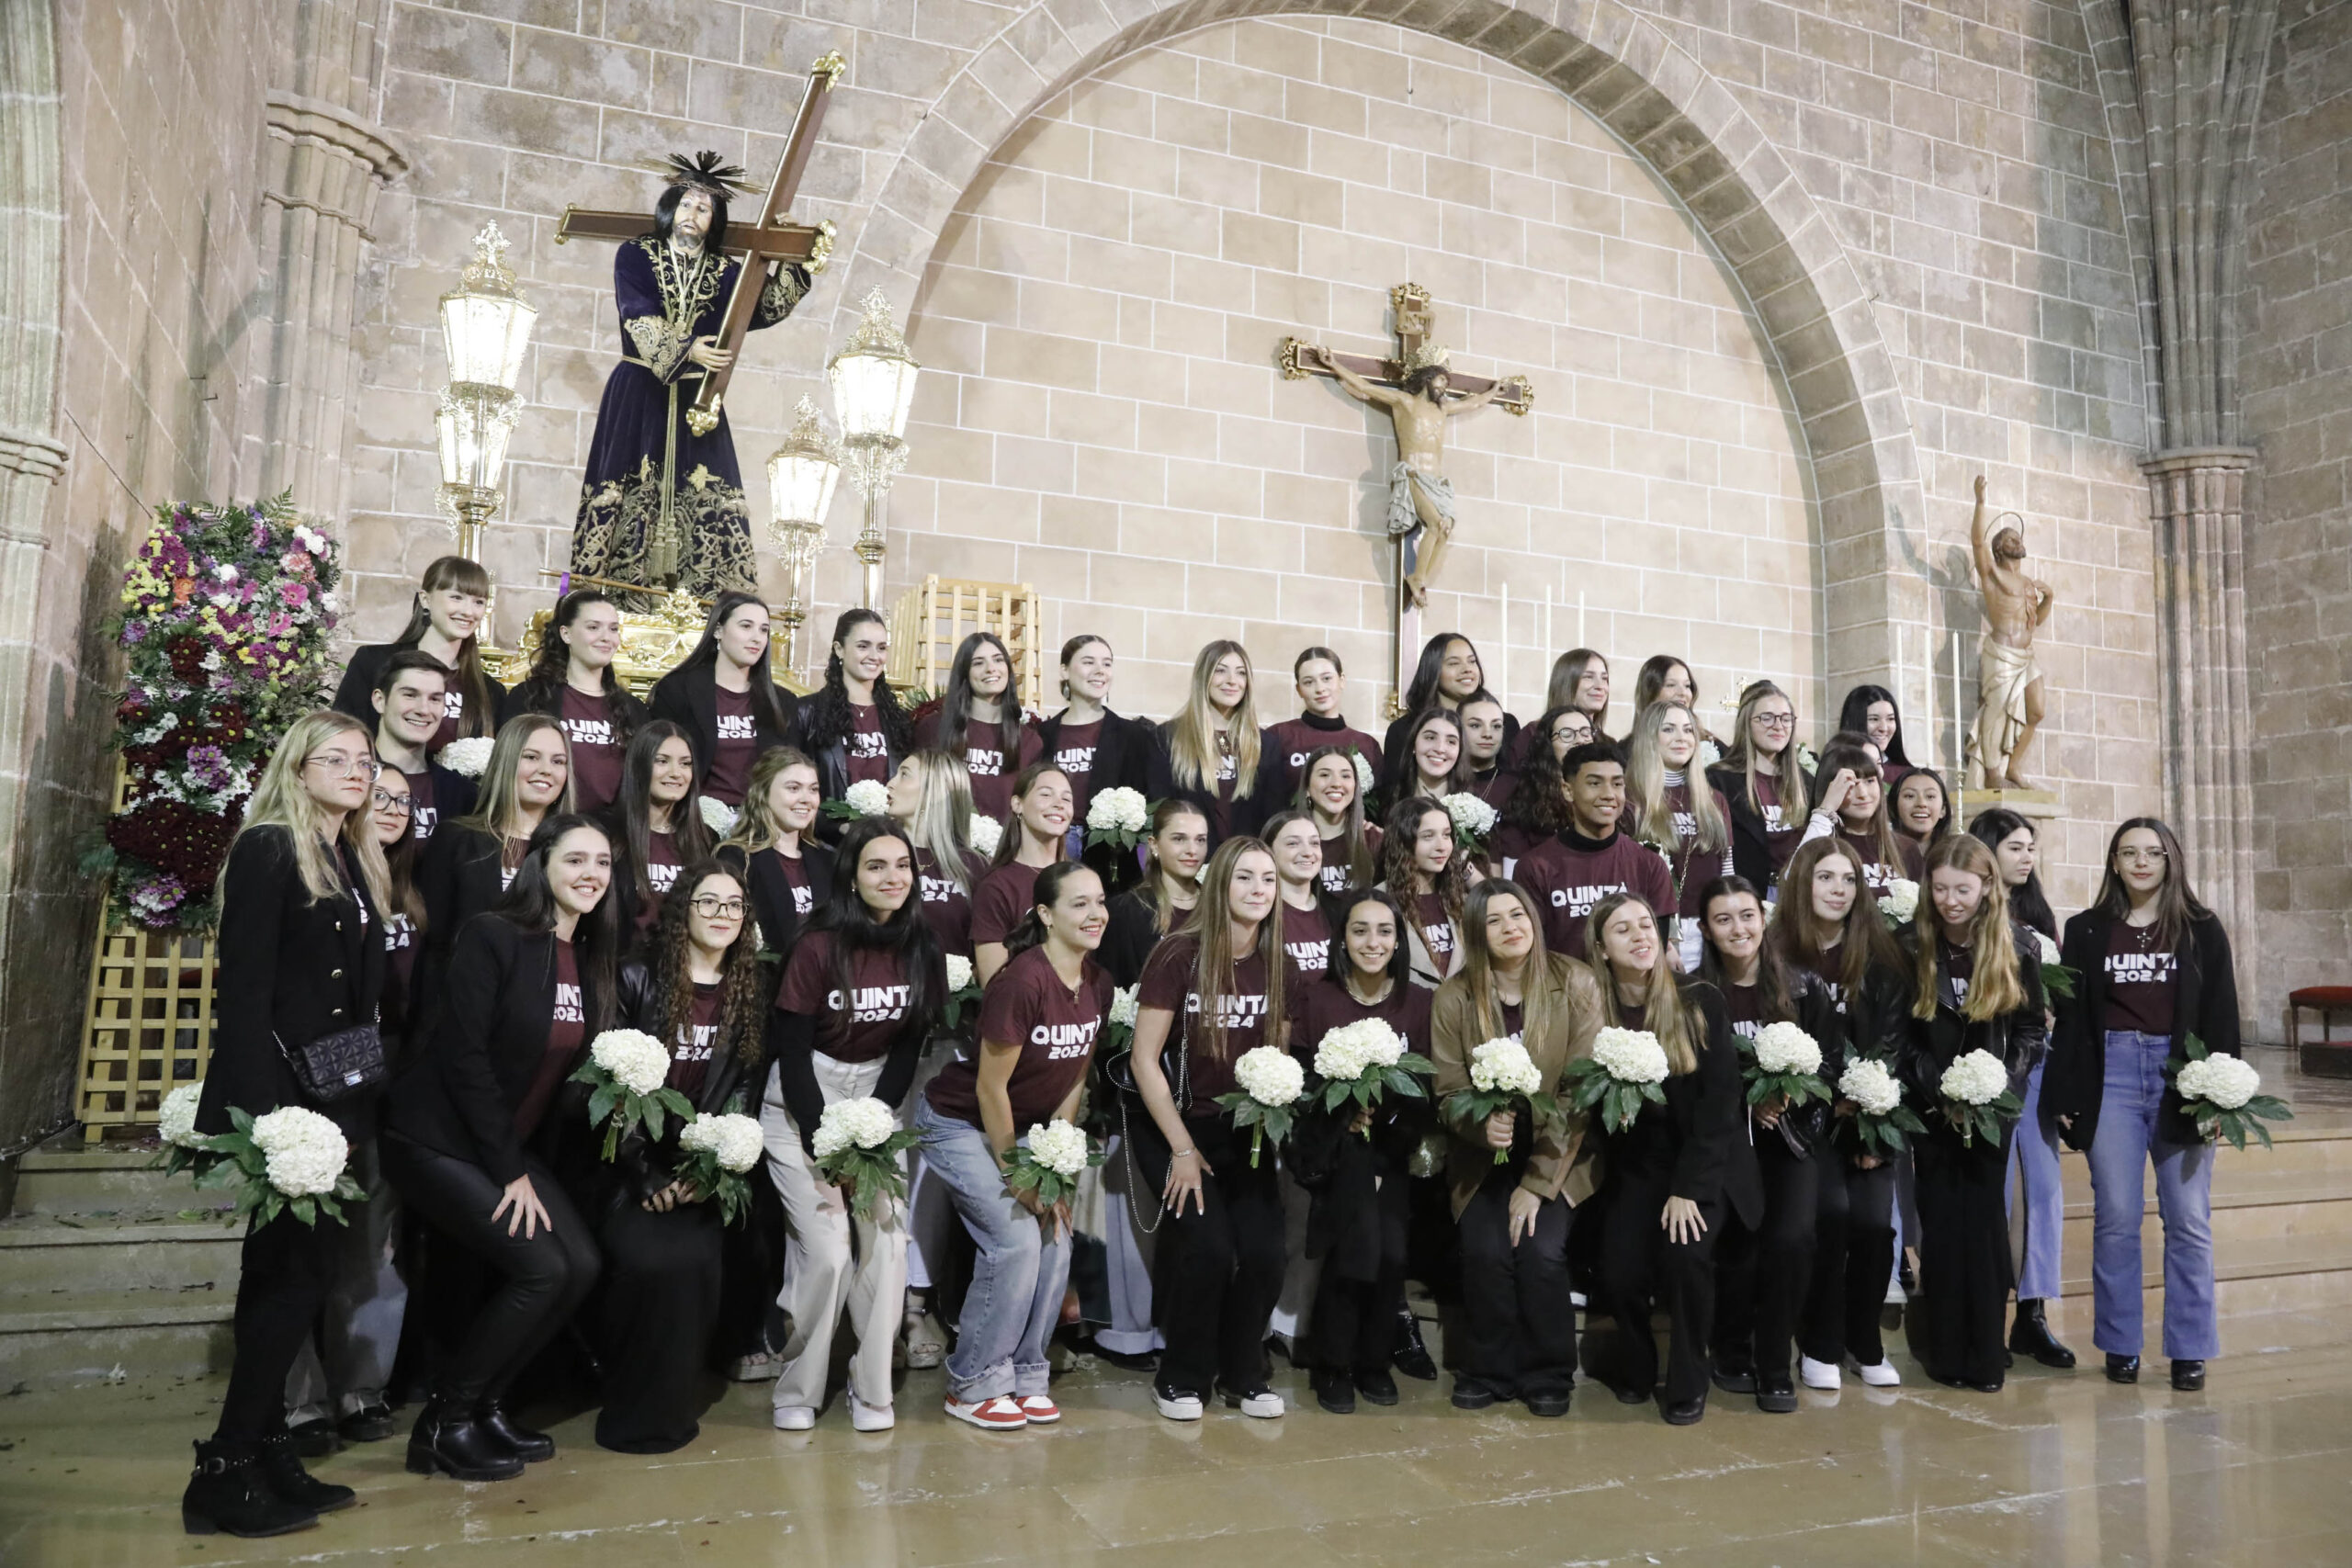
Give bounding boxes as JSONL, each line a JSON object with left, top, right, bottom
{"left": 402, "top": 757, "right": 480, "bottom": 843}
{"left": 718, "top": 840, "right": 836, "bottom": 964}
{"left": 332, "top": 642, "right": 506, "bottom": 740}
{"left": 2047, "top": 907, "right": 2238, "bottom": 1153}
{"left": 650, "top": 661, "right": 796, "bottom": 784}
{"left": 1752, "top": 966, "right": 1847, "bottom": 1160}
{"left": 416, "top": 824, "right": 509, "bottom": 964}
{"left": 385, "top": 914, "right": 605, "bottom": 1186}
{"left": 1888, "top": 927, "right": 2048, "bottom": 1161}
{"left": 196, "top": 827, "right": 386, "bottom": 1141}
{"left": 599, "top": 958, "right": 752, "bottom": 1205}
{"left": 1146, "top": 722, "right": 1288, "bottom": 850}
{"left": 1035, "top": 707, "right": 1154, "bottom": 893}
{"left": 1102, "top": 885, "right": 1182, "bottom": 989}
{"left": 788, "top": 695, "right": 907, "bottom": 814}
{"left": 1603, "top": 982, "right": 1755, "bottom": 1226}
{"left": 1708, "top": 761, "right": 1815, "bottom": 894}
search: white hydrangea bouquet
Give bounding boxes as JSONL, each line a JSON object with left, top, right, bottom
{"left": 941, "top": 953, "right": 984, "bottom": 1032}
{"left": 571, "top": 1027, "right": 695, "bottom": 1161}
{"left": 1558, "top": 1026, "right": 1670, "bottom": 1135}
{"left": 822, "top": 778, "right": 892, "bottom": 823}
{"left": 436, "top": 736, "right": 495, "bottom": 779}
{"left": 699, "top": 795, "right": 740, "bottom": 838}
{"left": 810, "top": 1095, "right": 921, "bottom": 1221}
{"left": 157, "top": 1085, "right": 365, "bottom": 1227}
{"left": 1102, "top": 983, "right": 1139, "bottom": 1056}
{"left": 673, "top": 1111, "right": 765, "bottom": 1225}
{"left": 1085, "top": 785, "right": 1148, "bottom": 853}
{"left": 2030, "top": 928, "right": 2077, "bottom": 1000}
{"left": 967, "top": 813, "right": 1004, "bottom": 859}
{"left": 1352, "top": 752, "right": 1376, "bottom": 795}
{"left": 1446, "top": 1037, "right": 1564, "bottom": 1164}
{"left": 1740, "top": 1021, "right": 1830, "bottom": 1112}
{"left": 1001, "top": 1117, "right": 1101, "bottom": 1213}
{"left": 1441, "top": 791, "right": 1498, "bottom": 852}
{"left": 1216, "top": 1044, "right": 1306, "bottom": 1168}
{"left": 2171, "top": 1034, "right": 2292, "bottom": 1149}
{"left": 1836, "top": 1055, "right": 1924, "bottom": 1158}
{"left": 1876, "top": 877, "right": 1919, "bottom": 930}
{"left": 1311, "top": 1018, "right": 1433, "bottom": 1132}
{"left": 1937, "top": 1047, "right": 2022, "bottom": 1147}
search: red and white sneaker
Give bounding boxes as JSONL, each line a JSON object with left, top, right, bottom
{"left": 1015, "top": 1394, "right": 1061, "bottom": 1424}
{"left": 944, "top": 1395, "right": 1028, "bottom": 1431}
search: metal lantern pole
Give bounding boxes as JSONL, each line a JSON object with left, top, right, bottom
{"left": 827, "top": 288, "right": 921, "bottom": 612}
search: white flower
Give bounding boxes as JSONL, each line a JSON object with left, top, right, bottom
{"left": 1352, "top": 753, "right": 1375, "bottom": 795}
{"left": 967, "top": 813, "right": 1004, "bottom": 857}
{"left": 1876, "top": 878, "right": 1919, "bottom": 924}
{"left": 2177, "top": 1054, "right": 2260, "bottom": 1111}
{"left": 1110, "top": 984, "right": 1138, "bottom": 1026}
{"left": 158, "top": 1083, "right": 205, "bottom": 1149}
{"left": 249, "top": 1105, "right": 347, "bottom": 1198}
{"left": 294, "top": 525, "right": 329, "bottom": 554}
{"left": 679, "top": 1111, "right": 764, "bottom": 1172}
{"left": 1794, "top": 740, "right": 1819, "bottom": 774}
{"left": 1939, "top": 1048, "right": 2009, "bottom": 1107}
{"left": 945, "top": 953, "right": 976, "bottom": 992}
{"left": 842, "top": 779, "right": 890, "bottom": 818}
{"left": 1468, "top": 1036, "right": 1545, "bottom": 1096}
{"left": 1441, "top": 791, "right": 1498, "bottom": 840}
{"left": 322, "top": 591, "right": 340, "bottom": 614}
{"left": 1231, "top": 1044, "right": 1305, "bottom": 1107}
{"left": 1698, "top": 739, "right": 1723, "bottom": 769}
{"left": 1752, "top": 1021, "right": 1823, "bottom": 1077}
{"left": 437, "top": 737, "right": 495, "bottom": 778}
{"left": 1838, "top": 1056, "right": 1904, "bottom": 1116}
{"left": 1590, "top": 1026, "right": 1671, "bottom": 1086}
{"left": 1025, "top": 1118, "right": 1091, "bottom": 1177}
{"left": 700, "top": 795, "right": 740, "bottom": 837}
{"left": 1086, "top": 785, "right": 1148, "bottom": 834}
{"left": 2035, "top": 931, "right": 2061, "bottom": 965}
{"left": 1313, "top": 1019, "right": 1406, "bottom": 1082}
{"left": 589, "top": 1028, "right": 672, "bottom": 1098}
{"left": 810, "top": 1095, "right": 899, "bottom": 1157}
{"left": 213, "top": 563, "right": 238, "bottom": 582}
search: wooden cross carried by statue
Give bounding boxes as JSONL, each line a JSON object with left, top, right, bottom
{"left": 1279, "top": 284, "right": 1532, "bottom": 715}
{"left": 556, "top": 51, "right": 846, "bottom": 436}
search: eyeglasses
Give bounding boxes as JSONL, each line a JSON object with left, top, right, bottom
{"left": 1752, "top": 712, "right": 1796, "bottom": 729}
{"left": 689, "top": 897, "right": 747, "bottom": 919}
{"left": 305, "top": 751, "right": 380, "bottom": 779}
{"left": 371, "top": 789, "right": 413, "bottom": 814}
{"left": 2116, "top": 848, "right": 2168, "bottom": 865}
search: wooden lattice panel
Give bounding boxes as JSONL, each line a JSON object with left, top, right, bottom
{"left": 78, "top": 924, "right": 218, "bottom": 1143}
{"left": 885, "top": 577, "right": 1043, "bottom": 712}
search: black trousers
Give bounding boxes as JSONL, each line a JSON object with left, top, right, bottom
{"left": 216, "top": 1209, "right": 344, "bottom": 1446}
{"left": 381, "top": 1135, "right": 600, "bottom": 1404}
{"left": 593, "top": 1195, "right": 725, "bottom": 1452}
{"left": 1800, "top": 1155, "right": 1898, "bottom": 1368}
{"left": 1310, "top": 1166, "right": 1411, "bottom": 1375}
{"left": 1135, "top": 1114, "right": 1286, "bottom": 1395}
{"left": 1454, "top": 1169, "right": 1577, "bottom": 1400}
{"left": 1713, "top": 1136, "right": 1821, "bottom": 1384}
{"left": 1912, "top": 1125, "right": 2015, "bottom": 1385}
{"left": 1599, "top": 1171, "right": 1721, "bottom": 1405}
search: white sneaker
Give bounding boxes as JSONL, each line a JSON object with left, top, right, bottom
{"left": 850, "top": 1395, "right": 895, "bottom": 1432}
{"left": 1227, "top": 1387, "right": 1285, "bottom": 1418}
{"left": 1800, "top": 1356, "right": 1843, "bottom": 1391}
{"left": 1153, "top": 1384, "right": 1204, "bottom": 1421}
{"left": 772, "top": 1404, "right": 817, "bottom": 1431}
{"left": 1850, "top": 1358, "right": 1901, "bottom": 1387}
{"left": 944, "top": 1394, "right": 1028, "bottom": 1430}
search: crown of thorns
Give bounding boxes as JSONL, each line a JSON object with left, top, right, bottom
{"left": 646, "top": 150, "right": 760, "bottom": 197}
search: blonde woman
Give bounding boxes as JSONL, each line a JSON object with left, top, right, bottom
{"left": 417, "top": 715, "right": 572, "bottom": 965}
{"left": 1706, "top": 680, "right": 1813, "bottom": 894}
{"left": 718, "top": 745, "right": 834, "bottom": 970}
{"left": 884, "top": 749, "right": 990, "bottom": 959}
{"left": 1148, "top": 639, "right": 1283, "bottom": 846}
{"left": 1625, "top": 700, "right": 1734, "bottom": 968}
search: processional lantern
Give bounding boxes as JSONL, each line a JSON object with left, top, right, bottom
{"left": 766, "top": 395, "right": 842, "bottom": 677}
{"left": 435, "top": 222, "right": 537, "bottom": 559}
{"left": 827, "top": 288, "right": 920, "bottom": 610}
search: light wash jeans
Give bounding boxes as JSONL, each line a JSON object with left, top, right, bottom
{"left": 913, "top": 1098, "right": 1068, "bottom": 1404}
{"left": 2087, "top": 1030, "right": 2218, "bottom": 1360}
{"left": 2005, "top": 1055, "right": 2065, "bottom": 1302}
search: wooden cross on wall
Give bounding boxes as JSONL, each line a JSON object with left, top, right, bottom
{"left": 1277, "top": 283, "right": 1532, "bottom": 413}
{"left": 556, "top": 51, "right": 846, "bottom": 436}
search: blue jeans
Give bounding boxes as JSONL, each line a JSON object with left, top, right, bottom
{"left": 2005, "top": 1056, "right": 2065, "bottom": 1301}
{"left": 913, "top": 1099, "right": 1068, "bottom": 1404}
{"left": 2087, "top": 1031, "right": 2218, "bottom": 1359}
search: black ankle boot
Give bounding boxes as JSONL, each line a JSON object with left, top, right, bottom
{"left": 405, "top": 1398, "right": 525, "bottom": 1482}
{"left": 1392, "top": 1309, "right": 1437, "bottom": 1382}
{"left": 476, "top": 1398, "right": 555, "bottom": 1462}
{"left": 2007, "top": 1299, "right": 2077, "bottom": 1369}
{"left": 254, "top": 1431, "right": 355, "bottom": 1513}
{"left": 182, "top": 1439, "right": 319, "bottom": 1538}
{"left": 2104, "top": 1353, "right": 2141, "bottom": 1384}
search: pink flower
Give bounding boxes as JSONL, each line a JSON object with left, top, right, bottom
{"left": 277, "top": 581, "right": 309, "bottom": 608}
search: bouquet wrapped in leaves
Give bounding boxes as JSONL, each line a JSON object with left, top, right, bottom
{"left": 1215, "top": 1045, "right": 1305, "bottom": 1168}
{"left": 1001, "top": 1118, "right": 1101, "bottom": 1213}
{"left": 1085, "top": 786, "right": 1148, "bottom": 853}
{"left": 1936, "top": 1048, "right": 2022, "bottom": 1148}
{"left": 1557, "top": 1027, "right": 1668, "bottom": 1136}
{"left": 1836, "top": 1055, "right": 1925, "bottom": 1158}
{"left": 822, "top": 778, "right": 891, "bottom": 823}
{"left": 941, "top": 953, "right": 984, "bottom": 1032}
{"left": 967, "top": 813, "right": 1004, "bottom": 859}
{"left": 1741, "top": 1021, "right": 1829, "bottom": 1111}
{"left": 810, "top": 1096, "right": 921, "bottom": 1220}
{"left": 1446, "top": 1037, "right": 1564, "bottom": 1164}
{"left": 1875, "top": 878, "right": 1919, "bottom": 930}
{"left": 1102, "top": 983, "right": 1138, "bottom": 1057}
{"left": 2030, "top": 929, "right": 2077, "bottom": 1001}
{"left": 1310, "top": 1019, "right": 1433, "bottom": 1133}
{"left": 159, "top": 1089, "right": 365, "bottom": 1228}
{"left": 572, "top": 1029, "right": 693, "bottom": 1161}
{"left": 1440, "top": 791, "right": 1498, "bottom": 852}
{"left": 673, "top": 1111, "right": 765, "bottom": 1224}
{"left": 2172, "top": 1035, "right": 2293, "bottom": 1150}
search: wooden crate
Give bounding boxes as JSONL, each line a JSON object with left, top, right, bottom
{"left": 885, "top": 577, "right": 1043, "bottom": 711}
{"left": 77, "top": 924, "right": 218, "bottom": 1143}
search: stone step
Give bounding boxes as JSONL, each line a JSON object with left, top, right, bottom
{"left": 0, "top": 1213, "right": 244, "bottom": 1298}
{"left": 9, "top": 1137, "right": 220, "bottom": 1218}
{"left": 0, "top": 1292, "right": 232, "bottom": 1391}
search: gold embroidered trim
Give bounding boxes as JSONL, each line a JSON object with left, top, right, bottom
{"left": 625, "top": 315, "right": 694, "bottom": 380}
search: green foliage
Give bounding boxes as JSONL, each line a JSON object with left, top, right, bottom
{"left": 1557, "top": 1055, "right": 1665, "bottom": 1137}
{"left": 1443, "top": 1084, "right": 1567, "bottom": 1164}
{"left": 1317, "top": 1053, "right": 1435, "bottom": 1129}
{"left": 814, "top": 1127, "right": 922, "bottom": 1222}
{"left": 1214, "top": 1090, "right": 1297, "bottom": 1168}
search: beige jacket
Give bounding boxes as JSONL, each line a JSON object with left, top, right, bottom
{"left": 1430, "top": 953, "right": 1604, "bottom": 1218}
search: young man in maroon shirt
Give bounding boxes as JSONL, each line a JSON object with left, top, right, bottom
{"left": 1515, "top": 740, "right": 1675, "bottom": 960}
{"left": 1267, "top": 647, "right": 1383, "bottom": 800}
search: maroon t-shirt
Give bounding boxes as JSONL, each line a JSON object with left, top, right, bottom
{"left": 927, "top": 946, "right": 1114, "bottom": 1129}
{"left": 1414, "top": 891, "right": 1457, "bottom": 979}
{"left": 1941, "top": 938, "right": 1977, "bottom": 1011}
{"left": 1795, "top": 943, "right": 1850, "bottom": 1012}
{"left": 1268, "top": 716, "right": 1382, "bottom": 791}
{"left": 668, "top": 982, "right": 723, "bottom": 1101}
{"left": 1516, "top": 829, "right": 1677, "bottom": 958}
{"left": 773, "top": 847, "right": 813, "bottom": 919}
{"left": 1838, "top": 828, "right": 1927, "bottom": 897}
{"left": 1137, "top": 932, "right": 1275, "bottom": 1114}
{"left": 1722, "top": 980, "right": 1763, "bottom": 1041}
{"left": 1754, "top": 773, "right": 1804, "bottom": 873}
{"left": 514, "top": 939, "right": 586, "bottom": 1141}
{"left": 431, "top": 686, "right": 474, "bottom": 754}
{"left": 1049, "top": 718, "right": 1104, "bottom": 821}
{"left": 559, "top": 685, "right": 625, "bottom": 815}
{"left": 844, "top": 702, "right": 891, "bottom": 785}
{"left": 707, "top": 686, "right": 758, "bottom": 807}
{"left": 775, "top": 933, "right": 915, "bottom": 1065}
{"left": 403, "top": 766, "right": 439, "bottom": 842}
{"left": 915, "top": 710, "right": 1038, "bottom": 820}
{"left": 1280, "top": 898, "right": 1332, "bottom": 981}
{"left": 915, "top": 846, "right": 985, "bottom": 958}
{"left": 971, "top": 861, "right": 1046, "bottom": 949}
{"left": 2103, "top": 921, "right": 2178, "bottom": 1035}
{"left": 1488, "top": 819, "right": 1543, "bottom": 882}
{"left": 633, "top": 829, "right": 682, "bottom": 934}
{"left": 1657, "top": 775, "right": 1735, "bottom": 919}
{"left": 1288, "top": 972, "right": 1432, "bottom": 1065}
{"left": 1316, "top": 824, "right": 1380, "bottom": 896}
{"left": 384, "top": 911, "right": 417, "bottom": 997}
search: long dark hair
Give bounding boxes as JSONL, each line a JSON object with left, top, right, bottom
{"left": 1295, "top": 743, "right": 1375, "bottom": 888}
{"left": 1838, "top": 682, "right": 1912, "bottom": 767}
{"left": 2091, "top": 816, "right": 2208, "bottom": 951}
{"left": 1401, "top": 633, "right": 1481, "bottom": 716}
{"left": 939, "top": 630, "right": 1024, "bottom": 761}
{"left": 1380, "top": 795, "right": 1468, "bottom": 936}
{"left": 644, "top": 858, "right": 767, "bottom": 1068}
{"left": 991, "top": 761, "right": 1074, "bottom": 870}
{"left": 1968, "top": 807, "right": 2057, "bottom": 940}
{"left": 492, "top": 812, "right": 624, "bottom": 1036}
{"left": 1501, "top": 709, "right": 1577, "bottom": 840}
{"left": 1384, "top": 705, "right": 1470, "bottom": 805}
{"left": 614, "top": 719, "right": 714, "bottom": 908}
{"left": 380, "top": 799, "right": 427, "bottom": 931}
{"left": 513, "top": 590, "right": 635, "bottom": 741}
{"left": 800, "top": 607, "right": 913, "bottom": 756}
{"left": 652, "top": 182, "right": 730, "bottom": 254}
{"left": 809, "top": 818, "right": 941, "bottom": 1050}
{"left": 999, "top": 860, "right": 1105, "bottom": 971}
{"left": 1332, "top": 887, "right": 1413, "bottom": 995}
{"left": 1694, "top": 874, "right": 1792, "bottom": 1021}
{"left": 1632, "top": 655, "right": 1694, "bottom": 720}
{"left": 1769, "top": 836, "right": 1902, "bottom": 1001}
{"left": 1809, "top": 734, "right": 1907, "bottom": 874}
{"left": 390, "top": 556, "right": 495, "bottom": 739}
{"left": 678, "top": 591, "right": 791, "bottom": 738}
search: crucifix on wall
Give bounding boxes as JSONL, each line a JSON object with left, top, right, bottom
{"left": 1280, "top": 284, "right": 1532, "bottom": 715}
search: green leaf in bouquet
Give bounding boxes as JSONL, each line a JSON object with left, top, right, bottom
{"left": 2040, "top": 961, "right": 2077, "bottom": 1001}
{"left": 586, "top": 1081, "right": 618, "bottom": 1130}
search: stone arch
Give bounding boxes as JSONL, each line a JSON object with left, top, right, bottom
{"left": 834, "top": 0, "right": 1929, "bottom": 695}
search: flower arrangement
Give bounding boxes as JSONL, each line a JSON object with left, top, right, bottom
{"left": 90, "top": 494, "right": 344, "bottom": 929}
{"left": 700, "top": 796, "right": 741, "bottom": 838}
{"left": 1876, "top": 878, "right": 1919, "bottom": 929}
{"left": 1742, "top": 1021, "right": 1829, "bottom": 1111}
{"left": 1311, "top": 1019, "right": 1433, "bottom": 1131}
{"left": 1001, "top": 1118, "right": 1100, "bottom": 1213}
{"left": 1937, "top": 1048, "right": 2021, "bottom": 1147}
{"left": 810, "top": 1096, "right": 920, "bottom": 1220}
{"left": 941, "top": 953, "right": 983, "bottom": 1031}
{"left": 1216, "top": 1044, "right": 1306, "bottom": 1167}
{"left": 2030, "top": 929, "right": 2076, "bottom": 1000}
{"left": 822, "top": 779, "right": 892, "bottom": 822}
{"left": 1838, "top": 1056, "right": 1924, "bottom": 1158}
{"left": 437, "top": 737, "right": 495, "bottom": 778}
{"left": 2171, "top": 1035, "right": 2292, "bottom": 1149}
{"left": 1085, "top": 786, "right": 1148, "bottom": 852}
{"left": 1558, "top": 1027, "right": 1669, "bottom": 1134}
{"left": 967, "top": 813, "right": 1004, "bottom": 859}
{"left": 673, "top": 1111, "right": 765, "bottom": 1224}
{"left": 1447, "top": 1036, "right": 1563, "bottom": 1162}
{"left": 158, "top": 1089, "right": 365, "bottom": 1228}
{"left": 571, "top": 1028, "right": 692, "bottom": 1160}
{"left": 1440, "top": 791, "right": 1498, "bottom": 852}
{"left": 1102, "top": 983, "right": 1138, "bottom": 1057}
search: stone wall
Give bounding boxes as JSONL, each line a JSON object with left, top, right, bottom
{"left": 2241, "top": 0, "right": 2352, "bottom": 1037}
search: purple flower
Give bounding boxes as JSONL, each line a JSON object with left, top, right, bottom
{"left": 122, "top": 622, "right": 147, "bottom": 645}
{"left": 186, "top": 744, "right": 235, "bottom": 792}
